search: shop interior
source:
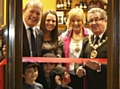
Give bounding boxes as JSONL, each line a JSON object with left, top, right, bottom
{"left": 0, "top": 0, "right": 119, "bottom": 89}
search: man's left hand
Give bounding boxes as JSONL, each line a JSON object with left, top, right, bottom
{"left": 85, "top": 60, "right": 100, "bottom": 70}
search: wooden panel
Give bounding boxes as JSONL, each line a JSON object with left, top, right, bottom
{"left": 107, "top": 0, "right": 119, "bottom": 89}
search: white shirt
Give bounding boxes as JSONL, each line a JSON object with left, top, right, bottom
{"left": 23, "top": 19, "right": 37, "bottom": 56}
{"left": 69, "top": 39, "right": 83, "bottom": 75}
{"left": 94, "top": 29, "right": 106, "bottom": 43}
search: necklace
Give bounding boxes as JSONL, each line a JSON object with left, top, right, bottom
{"left": 88, "top": 35, "right": 108, "bottom": 58}
{"left": 71, "top": 38, "right": 82, "bottom": 53}
{"left": 72, "top": 32, "right": 83, "bottom": 53}
{"left": 72, "top": 32, "right": 83, "bottom": 42}
{"left": 75, "top": 43, "right": 80, "bottom": 52}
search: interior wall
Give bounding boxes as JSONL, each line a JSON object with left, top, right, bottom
{"left": 22, "top": 0, "right": 56, "bottom": 12}
{"left": 0, "top": 0, "right": 2, "bottom": 27}
{"left": 1, "top": 0, "right": 6, "bottom": 27}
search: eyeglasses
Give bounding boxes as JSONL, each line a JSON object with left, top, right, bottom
{"left": 88, "top": 18, "right": 104, "bottom": 23}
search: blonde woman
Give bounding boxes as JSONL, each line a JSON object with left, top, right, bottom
{"left": 59, "top": 8, "right": 90, "bottom": 89}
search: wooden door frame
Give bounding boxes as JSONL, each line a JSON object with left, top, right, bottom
{"left": 107, "top": 0, "right": 119, "bottom": 89}
{"left": 5, "top": 0, "right": 119, "bottom": 89}
{"left": 5, "top": 0, "right": 22, "bottom": 89}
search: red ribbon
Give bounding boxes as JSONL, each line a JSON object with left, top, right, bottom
{"left": 0, "top": 58, "right": 107, "bottom": 65}
{"left": 0, "top": 58, "right": 107, "bottom": 89}
{"left": 22, "top": 57, "right": 107, "bottom": 64}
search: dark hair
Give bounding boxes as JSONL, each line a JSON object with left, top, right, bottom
{"left": 43, "top": 53, "right": 57, "bottom": 58}
{"left": 39, "top": 53, "right": 58, "bottom": 73}
{"left": 40, "top": 10, "right": 58, "bottom": 44}
{"left": 22, "top": 62, "right": 39, "bottom": 74}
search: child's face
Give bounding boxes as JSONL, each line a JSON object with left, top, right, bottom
{"left": 43, "top": 63, "right": 56, "bottom": 74}
{"left": 23, "top": 66, "right": 38, "bottom": 83}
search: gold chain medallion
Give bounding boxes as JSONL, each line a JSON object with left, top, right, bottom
{"left": 89, "top": 35, "right": 108, "bottom": 58}
{"left": 90, "top": 50, "right": 97, "bottom": 58}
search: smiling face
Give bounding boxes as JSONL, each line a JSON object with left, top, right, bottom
{"left": 45, "top": 13, "right": 56, "bottom": 32}
{"left": 23, "top": 3, "right": 42, "bottom": 28}
{"left": 88, "top": 12, "right": 107, "bottom": 36}
{"left": 23, "top": 67, "right": 38, "bottom": 84}
{"left": 70, "top": 15, "right": 84, "bottom": 33}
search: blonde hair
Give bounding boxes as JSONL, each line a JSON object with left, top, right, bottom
{"left": 66, "top": 8, "right": 86, "bottom": 28}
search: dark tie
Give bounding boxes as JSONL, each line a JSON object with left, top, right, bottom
{"left": 94, "top": 36, "right": 100, "bottom": 45}
{"left": 29, "top": 28, "right": 37, "bottom": 56}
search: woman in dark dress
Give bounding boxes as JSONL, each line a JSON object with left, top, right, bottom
{"left": 40, "top": 10, "right": 63, "bottom": 57}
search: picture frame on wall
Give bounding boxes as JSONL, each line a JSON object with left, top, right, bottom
{"left": 56, "top": 11, "right": 64, "bottom": 24}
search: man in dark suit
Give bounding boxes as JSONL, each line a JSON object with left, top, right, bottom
{"left": 22, "top": 0, "right": 43, "bottom": 57}
{"left": 2, "top": 0, "right": 43, "bottom": 57}
{"left": 75, "top": 8, "right": 108, "bottom": 89}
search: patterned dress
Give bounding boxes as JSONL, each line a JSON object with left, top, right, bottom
{"left": 42, "top": 38, "right": 63, "bottom": 57}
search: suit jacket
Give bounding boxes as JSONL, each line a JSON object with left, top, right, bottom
{"left": 23, "top": 24, "right": 43, "bottom": 57}
{"left": 75, "top": 31, "right": 108, "bottom": 89}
